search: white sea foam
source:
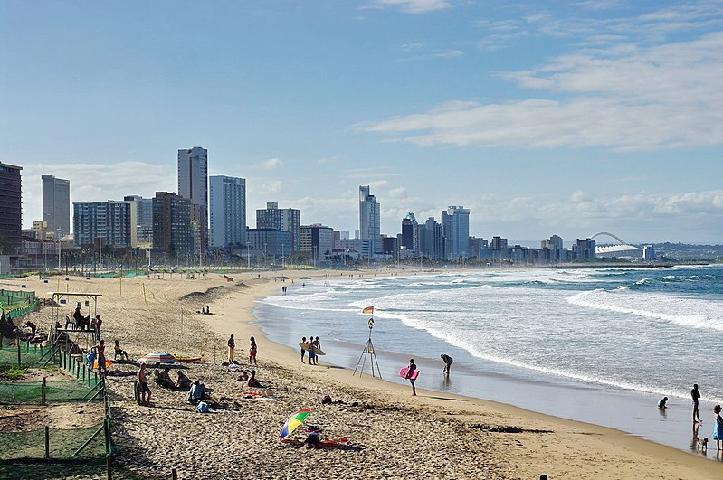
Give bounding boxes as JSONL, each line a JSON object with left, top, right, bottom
{"left": 567, "top": 289, "right": 723, "bottom": 331}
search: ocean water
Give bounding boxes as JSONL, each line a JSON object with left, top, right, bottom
{"left": 255, "top": 265, "right": 723, "bottom": 454}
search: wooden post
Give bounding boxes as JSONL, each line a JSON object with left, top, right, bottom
{"left": 106, "top": 454, "right": 112, "bottom": 480}
{"left": 172, "top": 468, "right": 177, "bottom": 480}
{"left": 44, "top": 426, "right": 50, "bottom": 459}
{"left": 17, "top": 339, "right": 21, "bottom": 366}
{"left": 142, "top": 283, "right": 148, "bottom": 306}
{"left": 540, "top": 476, "right": 548, "bottom": 480}
{"left": 82, "top": 361, "right": 86, "bottom": 382}
{"left": 42, "top": 377, "right": 47, "bottom": 405}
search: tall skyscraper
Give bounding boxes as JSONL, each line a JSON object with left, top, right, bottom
{"left": 152, "top": 192, "right": 193, "bottom": 258}
{"left": 442, "top": 206, "right": 470, "bottom": 260}
{"left": 209, "top": 175, "right": 246, "bottom": 248}
{"left": 0, "top": 163, "right": 23, "bottom": 255}
{"left": 42, "top": 175, "right": 70, "bottom": 237}
{"left": 421, "top": 217, "right": 444, "bottom": 260}
{"left": 358, "top": 185, "right": 380, "bottom": 256}
{"left": 177, "top": 147, "right": 208, "bottom": 256}
{"left": 401, "top": 212, "right": 418, "bottom": 252}
{"left": 574, "top": 238, "right": 596, "bottom": 260}
{"left": 73, "top": 201, "right": 131, "bottom": 248}
{"left": 256, "top": 202, "right": 300, "bottom": 252}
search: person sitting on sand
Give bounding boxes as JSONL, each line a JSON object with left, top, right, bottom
{"left": 247, "top": 370, "right": 266, "bottom": 388}
{"left": 155, "top": 367, "right": 176, "bottom": 389}
{"left": 188, "top": 380, "right": 207, "bottom": 404}
{"left": 303, "top": 426, "right": 321, "bottom": 448}
{"left": 176, "top": 370, "right": 192, "bottom": 390}
{"left": 137, "top": 364, "right": 151, "bottom": 406}
{"left": 249, "top": 336, "right": 258, "bottom": 366}
{"left": 238, "top": 370, "right": 250, "bottom": 382}
{"left": 658, "top": 397, "right": 669, "bottom": 409}
{"left": 114, "top": 340, "right": 129, "bottom": 361}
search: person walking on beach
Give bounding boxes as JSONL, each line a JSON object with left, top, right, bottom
{"left": 406, "top": 359, "right": 417, "bottom": 396}
{"left": 300, "top": 336, "right": 308, "bottom": 363}
{"left": 312, "top": 336, "right": 321, "bottom": 365}
{"left": 692, "top": 384, "right": 702, "bottom": 423}
{"left": 137, "top": 364, "right": 151, "bottom": 406}
{"left": 712, "top": 405, "right": 723, "bottom": 451}
{"left": 227, "top": 334, "right": 235, "bottom": 363}
{"left": 441, "top": 354, "right": 453, "bottom": 375}
{"left": 249, "top": 336, "right": 258, "bottom": 366}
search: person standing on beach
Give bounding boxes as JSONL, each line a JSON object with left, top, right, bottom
{"left": 692, "top": 384, "right": 702, "bottom": 423}
{"left": 300, "top": 336, "right": 307, "bottom": 363}
{"left": 441, "top": 354, "right": 453, "bottom": 375}
{"left": 137, "top": 364, "right": 151, "bottom": 406}
{"left": 312, "top": 336, "right": 321, "bottom": 365}
{"left": 406, "top": 359, "right": 417, "bottom": 396}
{"left": 227, "top": 334, "right": 235, "bottom": 363}
{"left": 249, "top": 336, "right": 258, "bottom": 366}
{"left": 308, "top": 334, "right": 317, "bottom": 366}
{"left": 712, "top": 405, "right": 723, "bottom": 451}
{"left": 95, "top": 340, "right": 107, "bottom": 375}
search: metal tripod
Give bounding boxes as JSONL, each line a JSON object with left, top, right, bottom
{"left": 353, "top": 318, "right": 382, "bottom": 378}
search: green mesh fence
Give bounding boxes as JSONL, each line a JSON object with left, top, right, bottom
{"left": 0, "top": 339, "right": 52, "bottom": 367}
{"left": 0, "top": 423, "right": 106, "bottom": 460}
{"left": 0, "top": 380, "right": 100, "bottom": 405}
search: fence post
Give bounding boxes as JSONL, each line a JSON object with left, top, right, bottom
{"left": 172, "top": 468, "right": 177, "bottom": 480}
{"left": 16, "top": 339, "right": 21, "bottom": 366}
{"left": 106, "top": 454, "right": 112, "bottom": 480}
{"left": 0, "top": 333, "right": 3, "bottom": 349}
{"left": 44, "top": 426, "right": 50, "bottom": 459}
{"left": 42, "top": 377, "right": 46, "bottom": 405}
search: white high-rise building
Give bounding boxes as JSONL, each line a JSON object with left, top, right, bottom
{"left": 358, "top": 185, "right": 380, "bottom": 256}
{"left": 42, "top": 175, "right": 70, "bottom": 237}
{"left": 209, "top": 175, "right": 246, "bottom": 248}
{"left": 177, "top": 147, "right": 209, "bottom": 255}
{"left": 442, "top": 206, "right": 470, "bottom": 260}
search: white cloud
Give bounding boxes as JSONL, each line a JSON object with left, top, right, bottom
{"left": 373, "top": 0, "right": 451, "bottom": 14}
{"left": 259, "top": 157, "right": 283, "bottom": 170}
{"left": 358, "top": 31, "right": 723, "bottom": 151}
{"left": 21, "top": 161, "right": 175, "bottom": 228}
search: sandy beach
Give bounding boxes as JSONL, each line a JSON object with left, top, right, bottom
{"left": 8, "top": 269, "right": 723, "bottom": 479}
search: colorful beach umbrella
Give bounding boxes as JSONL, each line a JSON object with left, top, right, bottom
{"left": 138, "top": 352, "right": 177, "bottom": 365}
{"left": 280, "top": 408, "right": 313, "bottom": 439}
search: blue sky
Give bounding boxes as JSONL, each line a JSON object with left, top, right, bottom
{"left": 2, "top": 0, "right": 723, "bottom": 243}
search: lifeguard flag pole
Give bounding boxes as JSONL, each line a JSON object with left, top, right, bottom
{"left": 353, "top": 306, "right": 382, "bottom": 379}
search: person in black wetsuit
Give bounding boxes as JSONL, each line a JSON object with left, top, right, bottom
{"left": 441, "top": 354, "right": 453, "bottom": 375}
{"left": 692, "top": 384, "right": 702, "bottom": 423}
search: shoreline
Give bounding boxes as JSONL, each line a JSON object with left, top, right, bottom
{"left": 8, "top": 268, "right": 723, "bottom": 478}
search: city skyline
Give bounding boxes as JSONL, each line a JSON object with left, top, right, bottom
{"left": 3, "top": 1, "right": 723, "bottom": 242}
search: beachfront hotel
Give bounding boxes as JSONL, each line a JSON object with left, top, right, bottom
{"left": 0, "top": 162, "right": 23, "bottom": 257}
{"left": 72, "top": 201, "right": 131, "bottom": 248}
{"left": 358, "top": 185, "right": 381, "bottom": 258}
{"left": 442, "top": 205, "right": 470, "bottom": 260}
{"left": 255, "top": 202, "right": 301, "bottom": 253}
{"left": 41, "top": 174, "right": 71, "bottom": 238}
{"left": 177, "top": 146, "right": 209, "bottom": 258}
{"left": 209, "top": 175, "right": 247, "bottom": 249}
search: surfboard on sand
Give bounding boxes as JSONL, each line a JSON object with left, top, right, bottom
{"left": 399, "top": 367, "right": 420, "bottom": 381}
